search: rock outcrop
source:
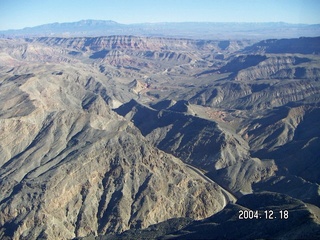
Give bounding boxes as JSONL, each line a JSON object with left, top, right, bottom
{"left": 1, "top": 35, "right": 320, "bottom": 239}
{"left": 115, "top": 99, "right": 277, "bottom": 194}
{"left": 91, "top": 192, "right": 320, "bottom": 240}
{"left": 0, "top": 64, "right": 225, "bottom": 239}
{"left": 244, "top": 36, "right": 320, "bottom": 54}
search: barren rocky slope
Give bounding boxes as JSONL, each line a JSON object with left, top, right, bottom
{"left": 95, "top": 192, "right": 320, "bottom": 240}
{"left": 115, "top": 99, "right": 276, "bottom": 195}
{"left": 0, "top": 36, "right": 320, "bottom": 239}
{"left": 0, "top": 63, "right": 225, "bottom": 239}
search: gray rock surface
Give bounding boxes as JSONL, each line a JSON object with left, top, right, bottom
{"left": 0, "top": 63, "right": 225, "bottom": 239}
{"left": 0, "top": 35, "right": 320, "bottom": 239}
{"left": 86, "top": 192, "right": 320, "bottom": 240}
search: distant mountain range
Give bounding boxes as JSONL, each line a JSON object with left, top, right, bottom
{"left": 1, "top": 19, "right": 320, "bottom": 39}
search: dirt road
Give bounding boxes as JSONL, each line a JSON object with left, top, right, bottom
{"left": 186, "top": 164, "right": 237, "bottom": 208}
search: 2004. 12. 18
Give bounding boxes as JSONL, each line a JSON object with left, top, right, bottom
{"left": 238, "top": 210, "right": 289, "bottom": 220}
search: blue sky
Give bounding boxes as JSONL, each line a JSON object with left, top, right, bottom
{"left": 0, "top": 0, "right": 319, "bottom": 30}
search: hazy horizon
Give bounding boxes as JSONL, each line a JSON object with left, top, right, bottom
{"left": 1, "top": 0, "right": 320, "bottom": 31}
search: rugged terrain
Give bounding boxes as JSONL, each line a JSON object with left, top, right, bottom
{"left": 96, "top": 192, "right": 320, "bottom": 240}
{"left": 0, "top": 35, "right": 320, "bottom": 239}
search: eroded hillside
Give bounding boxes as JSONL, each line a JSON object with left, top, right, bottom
{"left": 0, "top": 36, "right": 320, "bottom": 239}
{"left": 0, "top": 63, "right": 226, "bottom": 239}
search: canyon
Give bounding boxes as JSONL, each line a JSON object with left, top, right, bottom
{"left": 0, "top": 33, "right": 320, "bottom": 239}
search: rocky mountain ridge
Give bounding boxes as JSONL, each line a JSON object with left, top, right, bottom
{"left": 94, "top": 192, "right": 320, "bottom": 240}
{"left": 244, "top": 37, "right": 320, "bottom": 54}
{"left": 0, "top": 35, "right": 320, "bottom": 239}
{"left": 0, "top": 63, "right": 226, "bottom": 239}
{"left": 115, "top": 99, "right": 277, "bottom": 195}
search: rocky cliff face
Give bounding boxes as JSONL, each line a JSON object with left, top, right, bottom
{"left": 244, "top": 37, "right": 320, "bottom": 54}
{"left": 28, "top": 36, "right": 252, "bottom": 53}
{"left": 234, "top": 55, "right": 318, "bottom": 81}
{"left": 115, "top": 99, "right": 276, "bottom": 194}
{"left": 0, "top": 63, "right": 225, "bottom": 239}
{"left": 24, "top": 36, "right": 254, "bottom": 70}
{"left": 245, "top": 105, "right": 320, "bottom": 182}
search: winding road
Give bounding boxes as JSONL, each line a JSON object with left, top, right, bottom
{"left": 186, "top": 164, "right": 237, "bottom": 208}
